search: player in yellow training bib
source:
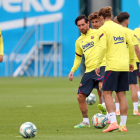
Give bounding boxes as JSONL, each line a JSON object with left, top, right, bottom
{"left": 88, "top": 11, "right": 106, "bottom": 104}
{"left": 134, "top": 27, "right": 140, "bottom": 106}
{"left": 114, "top": 12, "right": 140, "bottom": 116}
{"left": 68, "top": 15, "right": 104, "bottom": 128}
{"left": 95, "top": 6, "right": 134, "bottom": 132}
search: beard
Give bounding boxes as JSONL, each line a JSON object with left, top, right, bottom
{"left": 81, "top": 29, "right": 87, "bottom": 34}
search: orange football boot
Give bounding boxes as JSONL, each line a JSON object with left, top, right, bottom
{"left": 103, "top": 122, "right": 119, "bottom": 132}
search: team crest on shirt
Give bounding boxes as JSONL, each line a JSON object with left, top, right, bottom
{"left": 79, "top": 83, "right": 82, "bottom": 87}
{"left": 91, "top": 36, "right": 94, "bottom": 39}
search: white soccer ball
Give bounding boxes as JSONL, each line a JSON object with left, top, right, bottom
{"left": 92, "top": 113, "right": 107, "bottom": 129}
{"left": 20, "top": 122, "right": 37, "bottom": 138}
{"left": 86, "top": 93, "right": 96, "bottom": 105}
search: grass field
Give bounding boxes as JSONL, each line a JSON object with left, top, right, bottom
{"left": 0, "top": 77, "right": 140, "bottom": 140}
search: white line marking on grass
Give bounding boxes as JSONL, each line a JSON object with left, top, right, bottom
{"left": 138, "top": 123, "right": 140, "bottom": 124}
{"left": 26, "top": 106, "right": 32, "bottom": 107}
{"left": 16, "top": 136, "right": 22, "bottom": 137}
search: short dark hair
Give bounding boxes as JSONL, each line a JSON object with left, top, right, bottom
{"left": 117, "top": 12, "right": 130, "bottom": 23}
{"left": 75, "top": 15, "right": 89, "bottom": 25}
{"left": 88, "top": 11, "right": 99, "bottom": 20}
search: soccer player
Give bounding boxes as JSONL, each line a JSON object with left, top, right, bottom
{"left": 95, "top": 6, "right": 134, "bottom": 132}
{"left": 0, "top": 29, "right": 3, "bottom": 62}
{"left": 68, "top": 15, "right": 104, "bottom": 128}
{"left": 134, "top": 27, "right": 140, "bottom": 106}
{"left": 88, "top": 11, "right": 110, "bottom": 123}
{"left": 114, "top": 12, "right": 140, "bottom": 116}
{"left": 88, "top": 12, "right": 106, "bottom": 104}
{"left": 88, "top": 11, "right": 102, "bottom": 29}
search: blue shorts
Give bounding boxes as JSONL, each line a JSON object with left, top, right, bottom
{"left": 78, "top": 69, "right": 104, "bottom": 96}
{"left": 136, "top": 62, "right": 140, "bottom": 77}
{"left": 96, "top": 66, "right": 105, "bottom": 82}
{"left": 103, "top": 71, "right": 129, "bottom": 92}
{"left": 129, "top": 71, "right": 137, "bottom": 84}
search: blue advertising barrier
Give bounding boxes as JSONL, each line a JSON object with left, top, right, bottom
{"left": 0, "top": 0, "right": 80, "bottom": 77}
{"left": 121, "top": 0, "right": 140, "bottom": 29}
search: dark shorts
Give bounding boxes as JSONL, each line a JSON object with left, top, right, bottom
{"left": 129, "top": 71, "right": 137, "bottom": 84}
{"left": 136, "top": 62, "right": 140, "bottom": 77}
{"left": 78, "top": 69, "right": 104, "bottom": 96}
{"left": 96, "top": 66, "right": 105, "bottom": 82}
{"left": 95, "top": 66, "right": 105, "bottom": 89}
{"left": 103, "top": 71, "right": 129, "bottom": 92}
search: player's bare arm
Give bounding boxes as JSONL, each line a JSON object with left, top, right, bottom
{"left": 68, "top": 71, "right": 74, "bottom": 81}
{"left": 135, "top": 45, "right": 140, "bottom": 61}
{"left": 0, "top": 55, "right": 3, "bottom": 62}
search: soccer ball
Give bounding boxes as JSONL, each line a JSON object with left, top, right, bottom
{"left": 20, "top": 122, "right": 37, "bottom": 138}
{"left": 92, "top": 113, "right": 107, "bottom": 129}
{"left": 86, "top": 93, "right": 96, "bottom": 105}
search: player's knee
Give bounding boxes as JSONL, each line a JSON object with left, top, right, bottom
{"left": 77, "top": 94, "right": 86, "bottom": 102}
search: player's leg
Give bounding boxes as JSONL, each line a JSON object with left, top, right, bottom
{"left": 136, "top": 82, "right": 140, "bottom": 106}
{"left": 96, "top": 66, "right": 105, "bottom": 104}
{"left": 96, "top": 66, "right": 111, "bottom": 123}
{"left": 114, "top": 92, "right": 120, "bottom": 115}
{"left": 138, "top": 76, "right": 140, "bottom": 89}
{"left": 129, "top": 84, "right": 140, "bottom": 115}
{"left": 102, "top": 71, "right": 119, "bottom": 132}
{"left": 116, "top": 91, "right": 128, "bottom": 132}
{"left": 76, "top": 93, "right": 90, "bottom": 127}
{"left": 103, "top": 91, "right": 116, "bottom": 119}
{"left": 102, "top": 90, "right": 119, "bottom": 132}
{"left": 136, "top": 62, "right": 140, "bottom": 106}
{"left": 96, "top": 66, "right": 106, "bottom": 108}
{"left": 74, "top": 70, "right": 95, "bottom": 128}
{"left": 138, "top": 76, "right": 140, "bottom": 106}
{"left": 98, "top": 81, "right": 105, "bottom": 103}
{"left": 97, "top": 89, "right": 102, "bottom": 104}
{"left": 129, "top": 71, "right": 140, "bottom": 115}
{"left": 116, "top": 72, "right": 129, "bottom": 132}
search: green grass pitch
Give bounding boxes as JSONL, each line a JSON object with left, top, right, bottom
{"left": 0, "top": 77, "right": 139, "bottom": 140}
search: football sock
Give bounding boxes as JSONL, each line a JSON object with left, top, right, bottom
{"left": 133, "top": 102, "right": 138, "bottom": 111}
{"left": 83, "top": 118, "right": 89, "bottom": 123}
{"left": 108, "top": 112, "right": 116, "bottom": 123}
{"left": 105, "top": 112, "right": 109, "bottom": 120}
{"left": 115, "top": 103, "right": 120, "bottom": 111}
{"left": 120, "top": 116, "right": 127, "bottom": 125}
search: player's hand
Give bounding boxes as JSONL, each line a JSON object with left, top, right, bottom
{"left": 68, "top": 71, "right": 74, "bottom": 81}
{"left": 129, "top": 64, "right": 134, "bottom": 72}
{"left": 95, "top": 68, "right": 100, "bottom": 76}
